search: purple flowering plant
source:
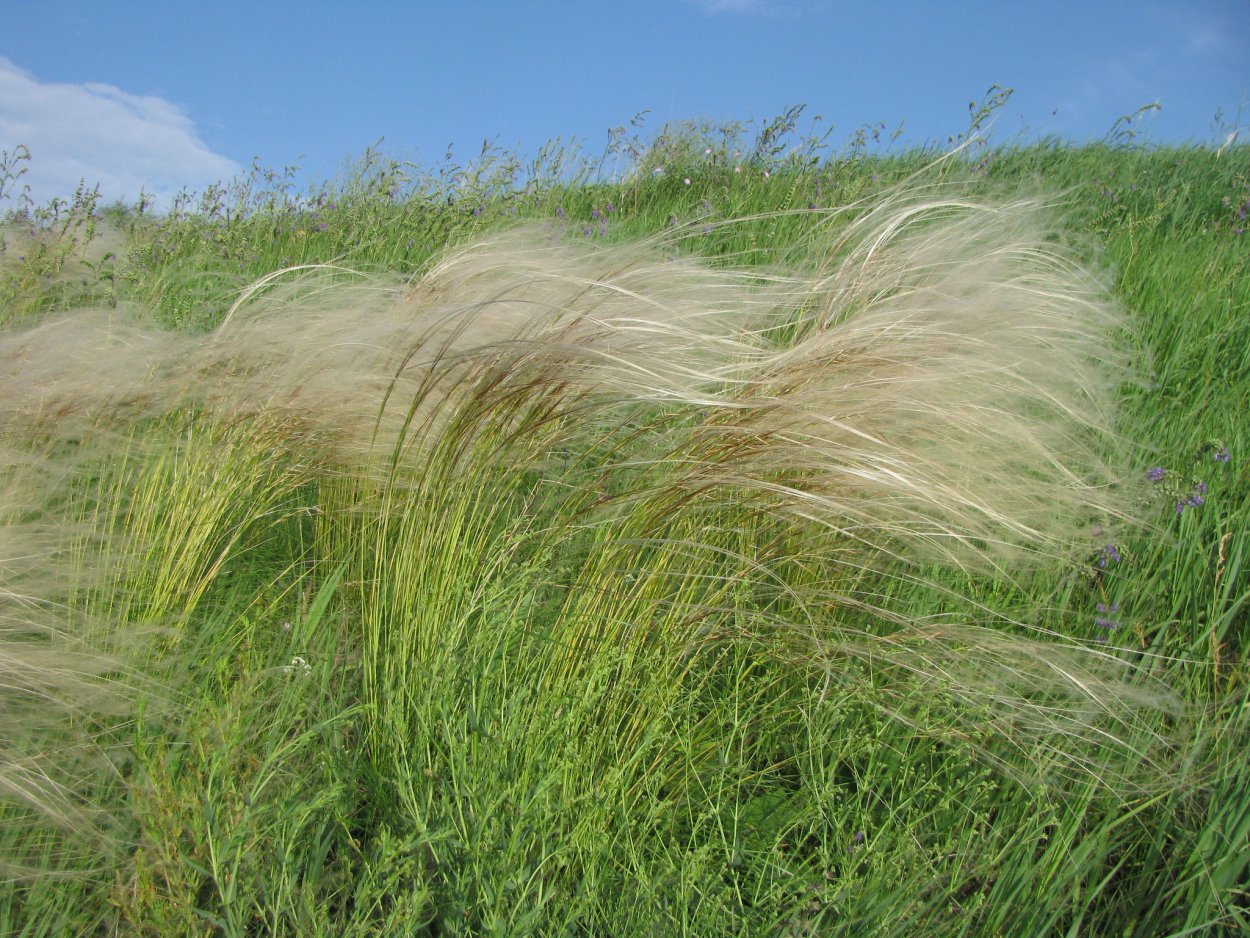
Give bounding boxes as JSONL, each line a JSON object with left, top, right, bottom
{"left": 1096, "top": 543, "right": 1122, "bottom": 569}
{"left": 1095, "top": 602, "right": 1120, "bottom": 630}
{"left": 1093, "top": 601, "right": 1123, "bottom": 644}
{"left": 1144, "top": 440, "right": 1229, "bottom": 517}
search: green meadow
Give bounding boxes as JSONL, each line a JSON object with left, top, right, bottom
{"left": 1, "top": 107, "right": 1248, "bottom": 935}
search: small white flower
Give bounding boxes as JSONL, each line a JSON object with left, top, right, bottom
{"left": 282, "top": 655, "right": 312, "bottom": 677}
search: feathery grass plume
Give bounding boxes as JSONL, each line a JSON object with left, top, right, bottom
{"left": 0, "top": 179, "right": 1169, "bottom": 877}
{"left": 651, "top": 192, "right": 1171, "bottom": 783}
{"left": 0, "top": 445, "right": 133, "bottom": 875}
{"left": 188, "top": 191, "right": 1173, "bottom": 786}
{"left": 716, "top": 192, "right": 1132, "bottom": 569}
{"left": 196, "top": 229, "right": 776, "bottom": 468}
{"left": 0, "top": 307, "right": 190, "bottom": 441}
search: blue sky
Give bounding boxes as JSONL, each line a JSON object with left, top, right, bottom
{"left": 2, "top": 0, "right": 1247, "bottom": 208}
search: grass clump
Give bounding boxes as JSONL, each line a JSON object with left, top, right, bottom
{"left": 0, "top": 115, "right": 1248, "bottom": 935}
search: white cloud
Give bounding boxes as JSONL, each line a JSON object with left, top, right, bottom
{"left": 0, "top": 57, "right": 240, "bottom": 211}
{"left": 690, "top": 0, "right": 767, "bottom": 11}
{"left": 686, "top": 0, "right": 822, "bottom": 18}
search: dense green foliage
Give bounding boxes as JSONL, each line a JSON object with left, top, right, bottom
{"left": 1, "top": 112, "right": 1248, "bottom": 936}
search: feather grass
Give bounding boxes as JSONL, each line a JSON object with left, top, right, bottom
{"left": 0, "top": 180, "right": 1191, "bottom": 907}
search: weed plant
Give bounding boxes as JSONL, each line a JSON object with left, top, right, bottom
{"left": 0, "top": 107, "right": 1248, "bottom": 935}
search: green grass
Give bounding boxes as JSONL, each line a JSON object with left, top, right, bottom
{"left": 1, "top": 112, "right": 1248, "bottom": 936}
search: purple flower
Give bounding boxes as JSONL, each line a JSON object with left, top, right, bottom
{"left": 582, "top": 225, "right": 592, "bottom": 237}
{"left": 605, "top": 202, "right": 615, "bottom": 214}
{"left": 1214, "top": 447, "right": 1231, "bottom": 463}
{"left": 472, "top": 205, "right": 482, "bottom": 217}
{"left": 1177, "top": 494, "right": 1203, "bottom": 513}
{"left": 591, "top": 207, "right": 601, "bottom": 220}
{"left": 555, "top": 206, "right": 566, "bottom": 219}
{"left": 1147, "top": 466, "right": 1167, "bottom": 482}
{"left": 1095, "top": 602, "right": 1120, "bottom": 630}
{"left": 1097, "top": 544, "right": 1122, "bottom": 568}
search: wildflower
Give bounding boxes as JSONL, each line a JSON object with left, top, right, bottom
{"left": 555, "top": 206, "right": 566, "bottom": 219}
{"left": 582, "top": 225, "right": 592, "bottom": 237}
{"left": 1095, "top": 602, "right": 1120, "bottom": 630}
{"left": 1213, "top": 446, "right": 1231, "bottom": 463}
{"left": 1177, "top": 496, "right": 1200, "bottom": 513}
{"left": 1097, "top": 544, "right": 1122, "bottom": 568}
{"left": 282, "top": 655, "right": 312, "bottom": 677}
{"left": 652, "top": 166, "right": 664, "bottom": 176}
{"left": 472, "top": 205, "right": 482, "bottom": 217}
{"left": 591, "top": 207, "right": 601, "bottom": 220}
{"left": 763, "top": 170, "right": 771, "bottom": 179}
{"left": 1147, "top": 466, "right": 1167, "bottom": 482}
{"left": 605, "top": 202, "right": 615, "bottom": 213}
{"left": 684, "top": 177, "right": 691, "bottom": 186}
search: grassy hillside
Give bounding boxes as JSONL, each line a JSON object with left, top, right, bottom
{"left": 1, "top": 119, "right": 1248, "bottom": 936}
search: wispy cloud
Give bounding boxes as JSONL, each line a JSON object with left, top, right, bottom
{"left": 0, "top": 57, "right": 240, "bottom": 210}
{"left": 688, "top": 0, "right": 768, "bottom": 12}
{"left": 685, "top": 0, "right": 820, "bottom": 16}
